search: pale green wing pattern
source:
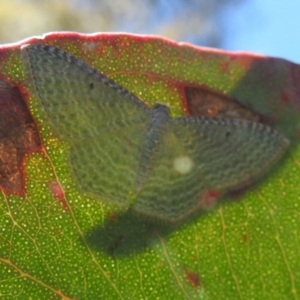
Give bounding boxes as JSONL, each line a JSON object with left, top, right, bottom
{"left": 21, "top": 44, "right": 152, "bottom": 206}
{"left": 21, "top": 44, "right": 289, "bottom": 223}
{"left": 133, "top": 117, "right": 289, "bottom": 223}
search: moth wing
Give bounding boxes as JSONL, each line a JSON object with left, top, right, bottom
{"left": 133, "top": 117, "right": 289, "bottom": 223}
{"left": 21, "top": 44, "right": 152, "bottom": 206}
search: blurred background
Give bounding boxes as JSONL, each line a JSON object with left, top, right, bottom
{"left": 0, "top": 0, "right": 299, "bottom": 63}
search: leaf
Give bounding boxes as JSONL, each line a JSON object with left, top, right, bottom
{"left": 0, "top": 32, "right": 300, "bottom": 299}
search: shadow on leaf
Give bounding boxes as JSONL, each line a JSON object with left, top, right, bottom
{"left": 84, "top": 210, "right": 179, "bottom": 257}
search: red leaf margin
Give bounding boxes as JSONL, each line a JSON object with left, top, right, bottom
{"left": 1, "top": 31, "right": 300, "bottom": 143}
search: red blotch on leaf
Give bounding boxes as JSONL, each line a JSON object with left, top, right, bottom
{"left": 280, "top": 91, "right": 291, "bottom": 103}
{"left": 199, "top": 190, "right": 221, "bottom": 210}
{"left": 183, "top": 266, "right": 201, "bottom": 288}
{"left": 242, "top": 234, "right": 249, "bottom": 242}
{"left": 184, "top": 86, "right": 261, "bottom": 122}
{"left": 109, "top": 212, "right": 117, "bottom": 221}
{"left": 49, "top": 181, "right": 69, "bottom": 210}
{"left": 0, "top": 78, "right": 41, "bottom": 193}
{"left": 219, "top": 61, "right": 230, "bottom": 73}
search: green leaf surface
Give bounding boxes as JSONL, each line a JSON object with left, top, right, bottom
{"left": 0, "top": 32, "right": 300, "bottom": 299}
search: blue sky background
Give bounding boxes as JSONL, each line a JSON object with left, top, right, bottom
{"left": 225, "top": 0, "right": 300, "bottom": 64}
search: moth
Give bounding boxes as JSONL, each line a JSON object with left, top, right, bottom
{"left": 21, "top": 44, "right": 289, "bottom": 224}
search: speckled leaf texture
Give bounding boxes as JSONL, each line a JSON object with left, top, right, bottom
{"left": 0, "top": 32, "right": 300, "bottom": 300}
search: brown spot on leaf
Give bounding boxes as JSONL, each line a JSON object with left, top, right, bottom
{"left": 53, "top": 228, "right": 61, "bottom": 236}
{"left": 0, "top": 235, "right": 13, "bottom": 249}
{"left": 109, "top": 212, "right": 117, "bottom": 221}
{"left": 0, "top": 78, "right": 41, "bottom": 193}
{"left": 183, "top": 266, "right": 201, "bottom": 288}
{"left": 242, "top": 234, "right": 249, "bottom": 242}
{"left": 185, "top": 86, "right": 261, "bottom": 122}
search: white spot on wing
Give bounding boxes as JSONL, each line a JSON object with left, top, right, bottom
{"left": 173, "top": 156, "right": 193, "bottom": 174}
